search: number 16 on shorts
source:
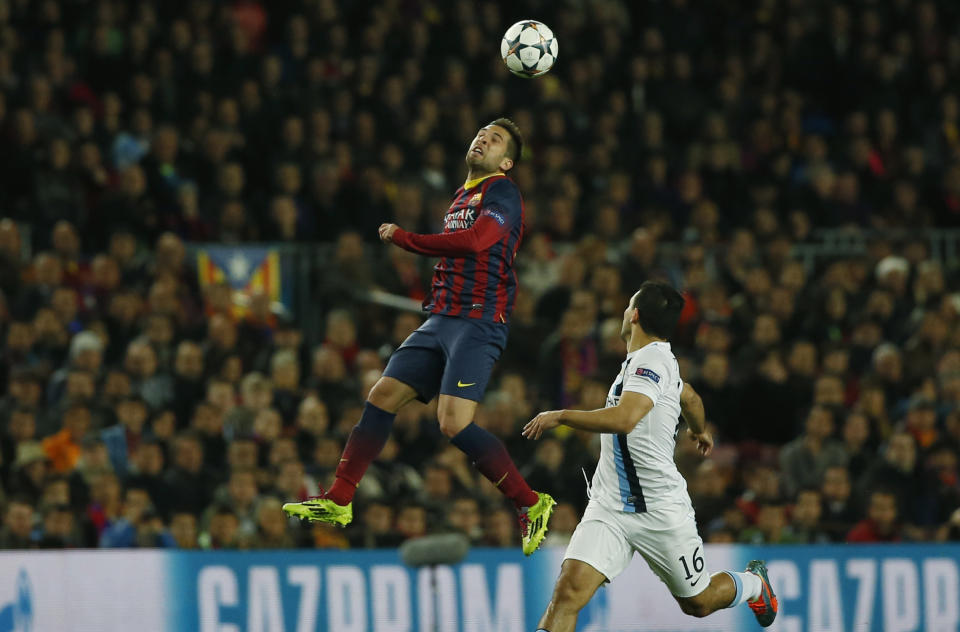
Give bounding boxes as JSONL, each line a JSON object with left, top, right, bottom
{"left": 679, "top": 547, "right": 705, "bottom": 583}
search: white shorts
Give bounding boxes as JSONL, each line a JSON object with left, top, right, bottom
{"left": 563, "top": 498, "right": 709, "bottom": 598}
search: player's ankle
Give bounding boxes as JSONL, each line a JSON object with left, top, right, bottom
{"left": 325, "top": 479, "right": 355, "bottom": 505}
{"left": 517, "top": 489, "right": 539, "bottom": 509}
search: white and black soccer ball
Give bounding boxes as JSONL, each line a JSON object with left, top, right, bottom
{"left": 501, "top": 20, "right": 558, "bottom": 78}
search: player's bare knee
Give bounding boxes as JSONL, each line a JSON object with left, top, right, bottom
{"left": 436, "top": 401, "right": 472, "bottom": 437}
{"left": 551, "top": 567, "right": 596, "bottom": 611}
{"left": 437, "top": 413, "right": 469, "bottom": 437}
{"left": 367, "top": 378, "right": 413, "bottom": 413}
{"left": 677, "top": 595, "right": 712, "bottom": 618}
{"left": 552, "top": 578, "right": 589, "bottom": 611}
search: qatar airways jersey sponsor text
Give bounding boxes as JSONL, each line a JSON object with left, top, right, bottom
{"left": 444, "top": 208, "right": 477, "bottom": 232}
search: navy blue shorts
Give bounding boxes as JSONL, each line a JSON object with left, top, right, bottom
{"left": 383, "top": 314, "right": 509, "bottom": 403}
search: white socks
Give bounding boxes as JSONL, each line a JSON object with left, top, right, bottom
{"left": 718, "top": 570, "right": 763, "bottom": 607}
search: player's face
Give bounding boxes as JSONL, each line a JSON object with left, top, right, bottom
{"left": 466, "top": 125, "right": 513, "bottom": 173}
{"left": 620, "top": 292, "right": 640, "bottom": 340}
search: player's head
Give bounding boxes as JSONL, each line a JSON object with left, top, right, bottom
{"left": 466, "top": 118, "right": 523, "bottom": 173}
{"left": 622, "top": 281, "right": 685, "bottom": 341}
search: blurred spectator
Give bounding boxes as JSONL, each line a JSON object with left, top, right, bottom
{"left": 163, "top": 433, "right": 217, "bottom": 516}
{"left": 847, "top": 490, "right": 902, "bottom": 543}
{"left": 11, "top": 442, "right": 52, "bottom": 500}
{"left": 361, "top": 437, "right": 423, "bottom": 502}
{"left": 41, "top": 402, "right": 90, "bottom": 473}
{"left": 841, "top": 412, "right": 875, "bottom": 482}
{"left": 204, "top": 469, "right": 259, "bottom": 540}
{"left": 39, "top": 503, "right": 78, "bottom": 548}
{"left": 446, "top": 496, "right": 483, "bottom": 544}
{"left": 200, "top": 505, "right": 243, "bottom": 550}
{"left": 689, "top": 461, "right": 733, "bottom": 530}
{"left": 172, "top": 341, "right": 205, "bottom": 428}
{"left": 100, "top": 487, "right": 175, "bottom": 548}
{"left": 348, "top": 500, "right": 402, "bottom": 549}
{"left": 739, "top": 503, "right": 801, "bottom": 545}
{"left": 249, "top": 498, "right": 295, "bottom": 549}
{"left": 395, "top": 504, "right": 428, "bottom": 541}
{"left": 779, "top": 405, "right": 849, "bottom": 498}
{"left": 85, "top": 472, "right": 123, "bottom": 545}
{"left": 903, "top": 396, "right": 940, "bottom": 450}
{"left": 857, "top": 432, "right": 921, "bottom": 521}
{"left": 124, "top": 440, "right": 173, "bottom": 519}
{"left": 790, "top": 488, "right": 831, "bottom": 544}
{"left": 102, "top": 396, "right": 149, "bottom": 476}
{"left": 521, "top": 437, "right": 588, "bottom": 506}
{"left": 484, "top": 507, "right": 518, "bottom": 548}
{"left": 274, "top": 459, "right": 319, "bottom": 504}
{"left": 0, "top": 498, "right": 36, "bottom": 549}
{"left": 170, "top": 512, "right": 199, "bottom": 549}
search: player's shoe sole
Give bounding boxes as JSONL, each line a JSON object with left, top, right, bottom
{"left": 746, "top": 559, "right": 778, "bottom": 627}
{"left": 521, "top": 492, "right": 556, "bottom": 556}
{"left": 282, "top": 498, "right": 353, "bottom": 527}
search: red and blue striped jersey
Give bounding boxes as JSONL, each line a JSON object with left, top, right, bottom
{"left": 391, "top": 173, "right": 524, "bottom": 324}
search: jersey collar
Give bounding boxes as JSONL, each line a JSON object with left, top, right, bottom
{"left": 626, "top": 340, "right": 670, "bottom": 358}
{"left": 463, "top": 172, "right": 505, "bottom": 190}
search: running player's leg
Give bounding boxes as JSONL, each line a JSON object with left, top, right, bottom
{"left": 632, "top": 501, "right": 770, "bottom": 621}
{"left": 541, "top": 504, "right": 633, "bottom": 632}
{"left": 674, "top": 572, "right": 736, "bottom": 617}
{"left": 536, "top": 560, "right": 606, "bottom": 632}
{"left": 675, "top": 564, "right": 774, "bottom": 625}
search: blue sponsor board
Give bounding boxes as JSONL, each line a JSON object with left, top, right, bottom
{"left": 167, "top": 548, "right": 555, "bottom": 632}
{"left": 167, "top": 544, "right": 960, "bottom": 631}
{"left": 0, "top": 545, "right": 956, "bottom": 630}
{"left": 737, "top": 544, "right": 960, "bottom": 632}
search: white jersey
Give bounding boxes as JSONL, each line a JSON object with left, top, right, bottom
{"left": 589, "top": 341, "right": 689, "bottom": 513}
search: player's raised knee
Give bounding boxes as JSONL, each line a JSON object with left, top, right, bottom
{"left": 436, "top": 396, "right": 476, "bottom": 437}
{"left": 367, "top": 377, "right": 417, "bottom": 413}
{"left": 437, "top": 415, "right": 469, "bottom": 437}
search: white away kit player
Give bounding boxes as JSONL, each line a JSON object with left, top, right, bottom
{"left": 523, "top": 281, "right": 778, "bottom": 632}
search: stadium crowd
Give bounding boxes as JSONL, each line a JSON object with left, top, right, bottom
{"left": 2, "top": 0, "right": 960, "bottom": 550}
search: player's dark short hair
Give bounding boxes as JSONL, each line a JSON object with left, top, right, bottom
{"left": 631, "top": 281, "right": 685, "bottom": 340}
{"left": 487, "top": 117, "right": 523, "bottom": 166}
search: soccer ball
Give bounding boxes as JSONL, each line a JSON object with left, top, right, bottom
{"left": 501, "top": 20, "right": 558, "bottom": 78}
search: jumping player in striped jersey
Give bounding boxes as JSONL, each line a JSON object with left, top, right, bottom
{"left": 523, "top": 282, "right": 778, "bottom": 630}
{"left": 283, "top": 119, "right": 555, "bottom": 555}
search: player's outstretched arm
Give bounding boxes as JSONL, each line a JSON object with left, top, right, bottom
{"left": 680, "top": 383, "right": 713, "bottom": 456}
{"left": 522, "top": 392, "right": 654, "bottom": 439}
{"left": 380, "top": 214, "right": 507, "bottom": 257}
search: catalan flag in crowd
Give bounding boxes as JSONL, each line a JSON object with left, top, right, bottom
{"left": 196, "top": 246, "right": 283, "bottom": 319}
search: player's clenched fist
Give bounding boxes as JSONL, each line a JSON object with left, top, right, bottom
{"left": 687, "top": 429, "right": 714, "bottom": 456}
{"left": 522, "top": 410, "right": 563, "bottom": 440}
{"left": 378, "top": 223, "right": 400, "bottom": 243}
